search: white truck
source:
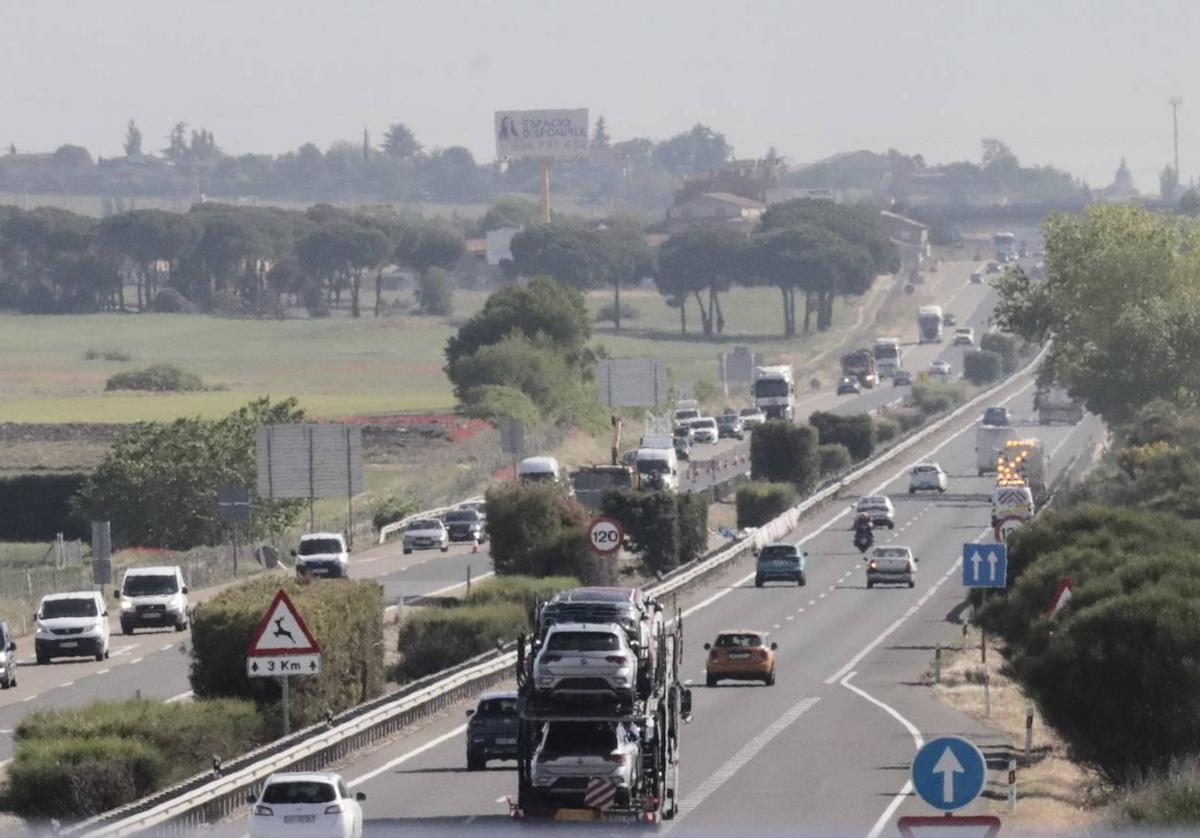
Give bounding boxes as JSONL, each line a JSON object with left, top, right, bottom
{"left": 975, "top": 424, "right": 1019, "bottom": 476}
{"left": 872, "top": 337, "right": 902, "bottom": 379}
{"left": 917, "top": 306, "right": 944, "bottom": 344}
{"left": 753, "top": 365, "right": 795, "bottom": 421}
{"left": 673, "top": 400, "right": 700, "bottom": 423}
{"left": 635, "top": 446, "right": 679, "bottom": 492}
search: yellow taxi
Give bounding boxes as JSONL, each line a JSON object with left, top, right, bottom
{"left": 704, "top": 629, "right": 776, "bottom": 687}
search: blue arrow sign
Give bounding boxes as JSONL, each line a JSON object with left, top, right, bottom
{"left": 911, "top": 735, "right": 988, "bottom": 811}
{"left": 962, "top": 542, "right": 1007, "bottom": 588}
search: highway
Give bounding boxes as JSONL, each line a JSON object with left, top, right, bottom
{"left": 197, "top": 370, "right": 1097, "bottom": 837}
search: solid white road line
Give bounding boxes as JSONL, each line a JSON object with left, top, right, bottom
{"left": 840, "top": 672, "right": 924, "bottom": 838}
{"left": 347, "top": 723, "right": 468, "bottom": 788}
{"left": 384, "top": 572, "right": 497, "bottom": 613}
{"left": 661, "top": 696, "right": 820, "bottom": 833}
{"left": 166, "top": 690, "right": 194, "bottom": 703}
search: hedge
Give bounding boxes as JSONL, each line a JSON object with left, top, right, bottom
{"left": 105, "top": 363, "right": 204, "bottom": 392}
{"left": 736, "top": 482, "right": 799, "bottom": 528}
{"left": 910, "top": 381, "right": 969, "bottom": 417}
{"left": 7, "top": 698, "right": 264, "bottom": 818}
{"left": 809, "top": 412, "right": 875, "bottom": 461}
{"left": 750, "top": 421, "right": 820, "bottom": 492}
{"left": 980, "top": 332, "right": 1020, "bottom": 374}
{"left": 676, "top": 491, "right": 710, "bottom": 567}
{"left": 602, "top": 490, "right": 680, "bottom": 574}
{"left": 395, "top": 603, "right": 528, "bottom": 681}
{"left": 817, "top": 443, "right": 853, "bottom": 476}
{"left": 0, "top": 473, "right": 87, "bottom": 541}
{"left": 189, "top": 578, "right": 384, "bottom": 731}
{"left": 486, "top": 483, "right": 598, "bottom": 579}
{"left": 874, "top": 417, "right": 901, "bottom": 444}
{"left": 465, "top": 575, "right": 580, "bottom": 623}
{"left": 963, "top": 350, "right": 1003, "bottom": 385}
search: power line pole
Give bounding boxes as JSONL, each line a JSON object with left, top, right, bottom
{"left": 1170, "top": 95, "right": 1183, "bottom": 180}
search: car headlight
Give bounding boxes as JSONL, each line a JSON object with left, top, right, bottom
{"left": 120, "top": 598, "right": 134, "bottom": 611}
{"left": 35, "top": 624, "right": 51, "bottom": 637}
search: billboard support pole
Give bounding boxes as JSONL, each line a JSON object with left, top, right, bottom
{"left": 345, "top": 426, "right": 354, "bottom": 548}
{"left": 307, "top": 426, "right": 315, "bottom": 530}
{"left": 539, "top": 160, "right": 551, "bottom": 223}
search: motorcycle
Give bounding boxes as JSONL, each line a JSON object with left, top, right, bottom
{"left": 853, "top": 528, "right": 874, "bottom": 553}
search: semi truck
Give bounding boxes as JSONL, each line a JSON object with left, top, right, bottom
{"left": 996, "top": 438, "right": 1048, "bottom": 504}
{"left": 1035, "top": 386, "right": 1084, "bottom": 425}
{"left": 872, "top": 337, "right": 902, "bottom": 378}
{"left": 917, "top": 306, "right": 944, "bottom": 344}
{"left": 993, "top": 231, "right": 1017, "bottom": 262}
{"left": 753, "top": 365, "right": 795, "bottom": 421}
{"left": 512, "top": 596, "right": 691, "bottom": 822}
{"left": 840, "top": 349, "right": 878, "bottom": 388}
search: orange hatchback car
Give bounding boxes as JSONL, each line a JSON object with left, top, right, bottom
{"left": 704, "top": 630, "right": 777, "bottom": 687}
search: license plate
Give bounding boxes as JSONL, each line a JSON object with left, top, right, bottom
{"left": 144, "top": 612, "right": 163, "bottom": 618}
{"left": 497, "top": 737, "right": 517, "bottom": 745}
{"left": 59, "top": 641, "right": 78, "bottom": 648}
{"left": 728, "top": 652, "right": 750, "bottom": 660}
{"left": 284, "top": 815, "right": 316, "bottom": 823}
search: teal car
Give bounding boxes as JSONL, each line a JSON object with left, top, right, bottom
{"left": 754, "top": 543, "right": 807, "bottom": 587}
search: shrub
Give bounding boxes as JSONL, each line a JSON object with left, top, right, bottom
{"left": 465, "top": 575, "right": 579, "bottom": 625}
{"left": 676, "top": 491, "right": 710, "bottom": 566}
{"left": 371, "top": 493, "right": 417, "bottom": 531}
{"left": 460, "top": 384, "right": 541, "bottom": 425}
{"left": 910, "top": 381, "right": 968, "bottom": 417}
{"left": 602, "top": 490, "right": 680, "bottom": 574}
{"left": 963, "top": 350, "right": 1003, "bottom": 385}
{"left": 817, "top": 443, "right": 853, "bottom": 476}
{"left": 980, "top": 332, "right": 1020, "bottom": 374}
{"left": 809, "top": 411, "right": 875, "bottom": 461}
{"left": 596, "top": 301, "right": 638, "bottom": 324}
{"left": 750, "top": 421, "right": 820, "bottom": 492}
{"left": 1117, "top": 760, "right": 1200, "bottom": 826}
{"left": 415, "top": 266, "right": 455, "bottom": 316}
{"left": 395, "top": 603, "right": 527, "bottom": 681}
{"left": 150, "top": 288, "right": 197, "bottom": 314}
{"left": 892, "top": 409, "right": 925, "bottom": 433}
{"left": 83, "top": 347, "right": 132, "bottom": 362}
{"left": 485, "top": 483, "right": 596, "bottom": 579}
{"left": 874, "top": 417, "right": 901, "bottom": 444}
{"left": 691, "top": 379, "right": 718, "bottom": 405}
{"left": 7, "top": 737, "right": 168, "bottom": 818}
{"left": 736, "top": 482, "right": 798, "bottom": 528}
{"left": 189, "top": 578, "right": 384, "bottom": 731}
{"left": 105, "top": 363, "right": 204, "bottom": 392}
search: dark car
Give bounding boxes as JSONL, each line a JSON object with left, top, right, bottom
{"left": 716, "top": 414, "right": 745, "bottom": 440}
{"left": 982, "top": 406, "right": 1011, "bottom": 427}
{"left": 893, "top": 370, "right": 913, "bottom": 386}
{"left": 674, "top": 436, "right": 691, "bottom": 462}
{"left": 466, "top": 691, "right": 519, "bottom": 770}
{"left": 836, "top": 377, "right": 861, "bottom": 395}
{"left": 443, "top": 509, "right": 486, "bottom": 543}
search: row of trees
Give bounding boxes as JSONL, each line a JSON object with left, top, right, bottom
{"left": 0, "top": 202, "right": 465, "bottom": 316}
{"left": 0, "top": 119, "right": 735, "bottom": 210}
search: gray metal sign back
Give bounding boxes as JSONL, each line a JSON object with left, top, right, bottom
{"left": 255, "top": 424, "right": 364, "bottom": 500}
{"left": 217, "top": 487, "right": 251, "bottom": 522}
{"left": 598, "top": 359, "right": 667, "bottom": 407}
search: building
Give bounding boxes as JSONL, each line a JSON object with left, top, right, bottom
{"left": 880, "top": 210, "right": 930, "bottom": 279}
{"left": 666, "top": 192, "right": 766, "bottom": 234}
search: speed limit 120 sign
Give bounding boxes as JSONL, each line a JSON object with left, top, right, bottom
{"left": 588, "top": 517, "right": 624, "bottom": 555}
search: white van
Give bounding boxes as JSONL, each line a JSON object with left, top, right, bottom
{"left": 118, "top": 565, "right": 189, "bottom": 634}
{"left": 518, "top": 456, "right": 562, "bottom": 485}
{"left": 636, "top": 447, "right": 679, "bottom": 492}
{"left": 35, "top": 591, "right": 110, "bottom": 663}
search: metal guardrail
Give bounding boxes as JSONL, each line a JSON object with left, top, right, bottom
{"left": 377, "top": 496, "right": 485, "bottom": 545}
{"left": 73, "top": 355, "right": 1047, "bottom": 837}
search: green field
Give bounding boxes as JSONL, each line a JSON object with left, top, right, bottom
{"left": 0, "top": 286, "right": 862, "bottom": 424}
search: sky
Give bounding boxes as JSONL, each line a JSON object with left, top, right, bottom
{"left": 3, "top": 0, "right": 1199, "bottom": 192}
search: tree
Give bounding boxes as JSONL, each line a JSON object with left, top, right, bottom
{"left": 420, "top": 146, "right": 481, "bottom": 201}
{"left": 415, "top": 266, "right": 454, "bottom": 316}
{"left": 381, "top": 123, "right": 421, "bottom": 159}
{"left": 361, "top": 127, "right": 371, "bottom": 163}
{"left": 478, "top": 197, "right": 539, "bottom": 233}
{"left": 1181, "top": 188, "right": 1200, "bottom": 216}
{"left": 164, "top": 122, "right": 189, "bottom": 163}
{"left": 593, "top": 116, "right": 611, "bottom": 149}
{"left": 1160, "top": 165, "right": 1180, "bottom": 202}
{"left": 596, "top": 222, "right": 653, "bottom": 330}
{"left": 295, "top": 215, "right": 389, "bottom": 317}
{"left": 74, "top": 398, "right": 306, "bottom": 549}
{"left": 993, "top": 204, "right": 1200, "bottom": 423}
{"left": 652, "top": 124, "right": 732, "bottom": 174}
{"left": 508, "top": 223, "right": 607, "bottom": 292}
{"left": 123, "top": 120, "right": 143, "bottom": 158}
{"left": 657, "top": 226, "right": 745, "bottom": 336}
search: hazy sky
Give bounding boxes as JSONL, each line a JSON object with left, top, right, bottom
{"left": 4, "top": 0, "right": 1198, "bottom": 191}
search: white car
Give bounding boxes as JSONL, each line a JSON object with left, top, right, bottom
{"left": 866, "top": 546, "right": 917, "bottom": 589}
{"left": 293, "top": 533, "right": 349, "bottom": 579}
{"left": 688, "top": 417, "right": 719, "bottom": 444}
{"left": 35, "top": 591, "right": 110, "bottom": 664}
{"left": 854, "top": 496, "right": 895, "bottom": 529}
{"left": 402, "top": 518, "right": 450, "bottom": 554}
{"left": 929, "top": 359, "right": 953, "bottom": 377}
{"left": 530, "top": 722, "right": 640, "bottom": 807}
{"left": 534, "top": 622, "right": 637, "bottom": 707}
{"left": 908, "top": 463, "right": 948, "bottom": 494}
{"left": 739, "top": 407, "right": 767, "bottom": 428}
{"left": 249, "top": 772, "right": 364, "bottom": 838}
{"left": 117, "top": 566, "right": 189, "bottom": 634}
{"left": 953, "top": 327, "right": 975, "bottom": 346}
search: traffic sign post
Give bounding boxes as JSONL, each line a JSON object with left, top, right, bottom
{"left": 911, "top": 735, "right": 989, "bottom": 811}
{"left": 962, "top": 543, "right": 1008, "bottom": 588}
{"left": 247, "top": 590, "right": 322, "bottom": 735}
{"left": 587, "top": 517, "right": 624, "bottom": 555}
{"left": 993, "top": 515, "right": 1025, "bottom": 543}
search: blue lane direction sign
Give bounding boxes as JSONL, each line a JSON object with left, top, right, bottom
{"left": 912, "top": 736, "right": 988, "bottom": 811}
{"left": 962, "top": 542, "right": 1007, "bottom": 588}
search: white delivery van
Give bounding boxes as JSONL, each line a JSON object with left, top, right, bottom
{"left": 117, "top": 565, "right": 189, "bottom": 633}
{"left": 518, "top": 456, "right": 562, "bottom": 485}
{"left": 635, "top": 447, "right": 679, "bottom": 492}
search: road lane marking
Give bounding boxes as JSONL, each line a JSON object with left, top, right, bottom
{"left": 130, "top": 657, "right": 143, "bottom": 665}
{"left": 818, "top": 593, "right": 826, "bottom": 600}
{"left": 60, "top": 681, "right": 74, "bottom": 688}
{"left": 166, "top": 690, "right": 194, "bottom": 703}
{"left": 96, "top": 668, "right": 109, "bottom": 675}
{"left": 384, "top": 572, "right": 497, "bottom": 613}
{"left": 840, "top": 672, "right": 924, "bottom": 838}
{"left": 110, "top": 644, "right": 137, "bottom": 657}
{"left": 786, "top": 616, "right": 794, "bottom": 621}
{"left": 160, "top": 644, "right": 174, "bottom": 652}
{"left": 662, "top": 696, "right": 819, "bottom": 832}
{"left": 21, "top": 695, "right": 36, "bottom": 703}
{"left": 347, "top": 724, "right": 468, "bottom": 788}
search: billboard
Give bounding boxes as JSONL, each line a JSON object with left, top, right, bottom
{"left": 495, "top": 109, "right": 590, "bottom": 161}
{"left": 597, "top": 359, "right": 667, "bottom": 408}
{"left": 256, "top": 424, "right": 364, "bottom": 500}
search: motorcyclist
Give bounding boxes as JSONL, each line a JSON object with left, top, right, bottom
{"left": 853, "top": 513, "right": 874, "bottom": 535}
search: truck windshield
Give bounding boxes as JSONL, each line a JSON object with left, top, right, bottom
{"left": 754, "top": 379, "right": 789, "bottom": 398}
{"left": 299, "top": 538, "right": 342, "bottom": 555}
{"left": 574, "top": 471, "right": 631, "bottom": 491}
{"left": 41, "top": 598, "right": 97, "bottom": 619}
{"left": 874, "top": 346, "right": 898, "bottom": 360}
{"left": 123, "top": 575, "right": 178, "bottom": 596}
{"left": 638, "top": 459, "right": 668, "bottom": 474}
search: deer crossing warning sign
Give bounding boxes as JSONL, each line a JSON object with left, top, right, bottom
{"left": 246, "top": 589, "right": 322, "bottom": 677}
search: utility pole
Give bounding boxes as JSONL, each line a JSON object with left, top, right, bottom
{"left": 1170, "top": 95, "right": 1183, "bottom": 184}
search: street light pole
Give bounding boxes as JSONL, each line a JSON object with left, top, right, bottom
{"left": 1170, "top": 95, "right": 1183, "bottom": 184}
